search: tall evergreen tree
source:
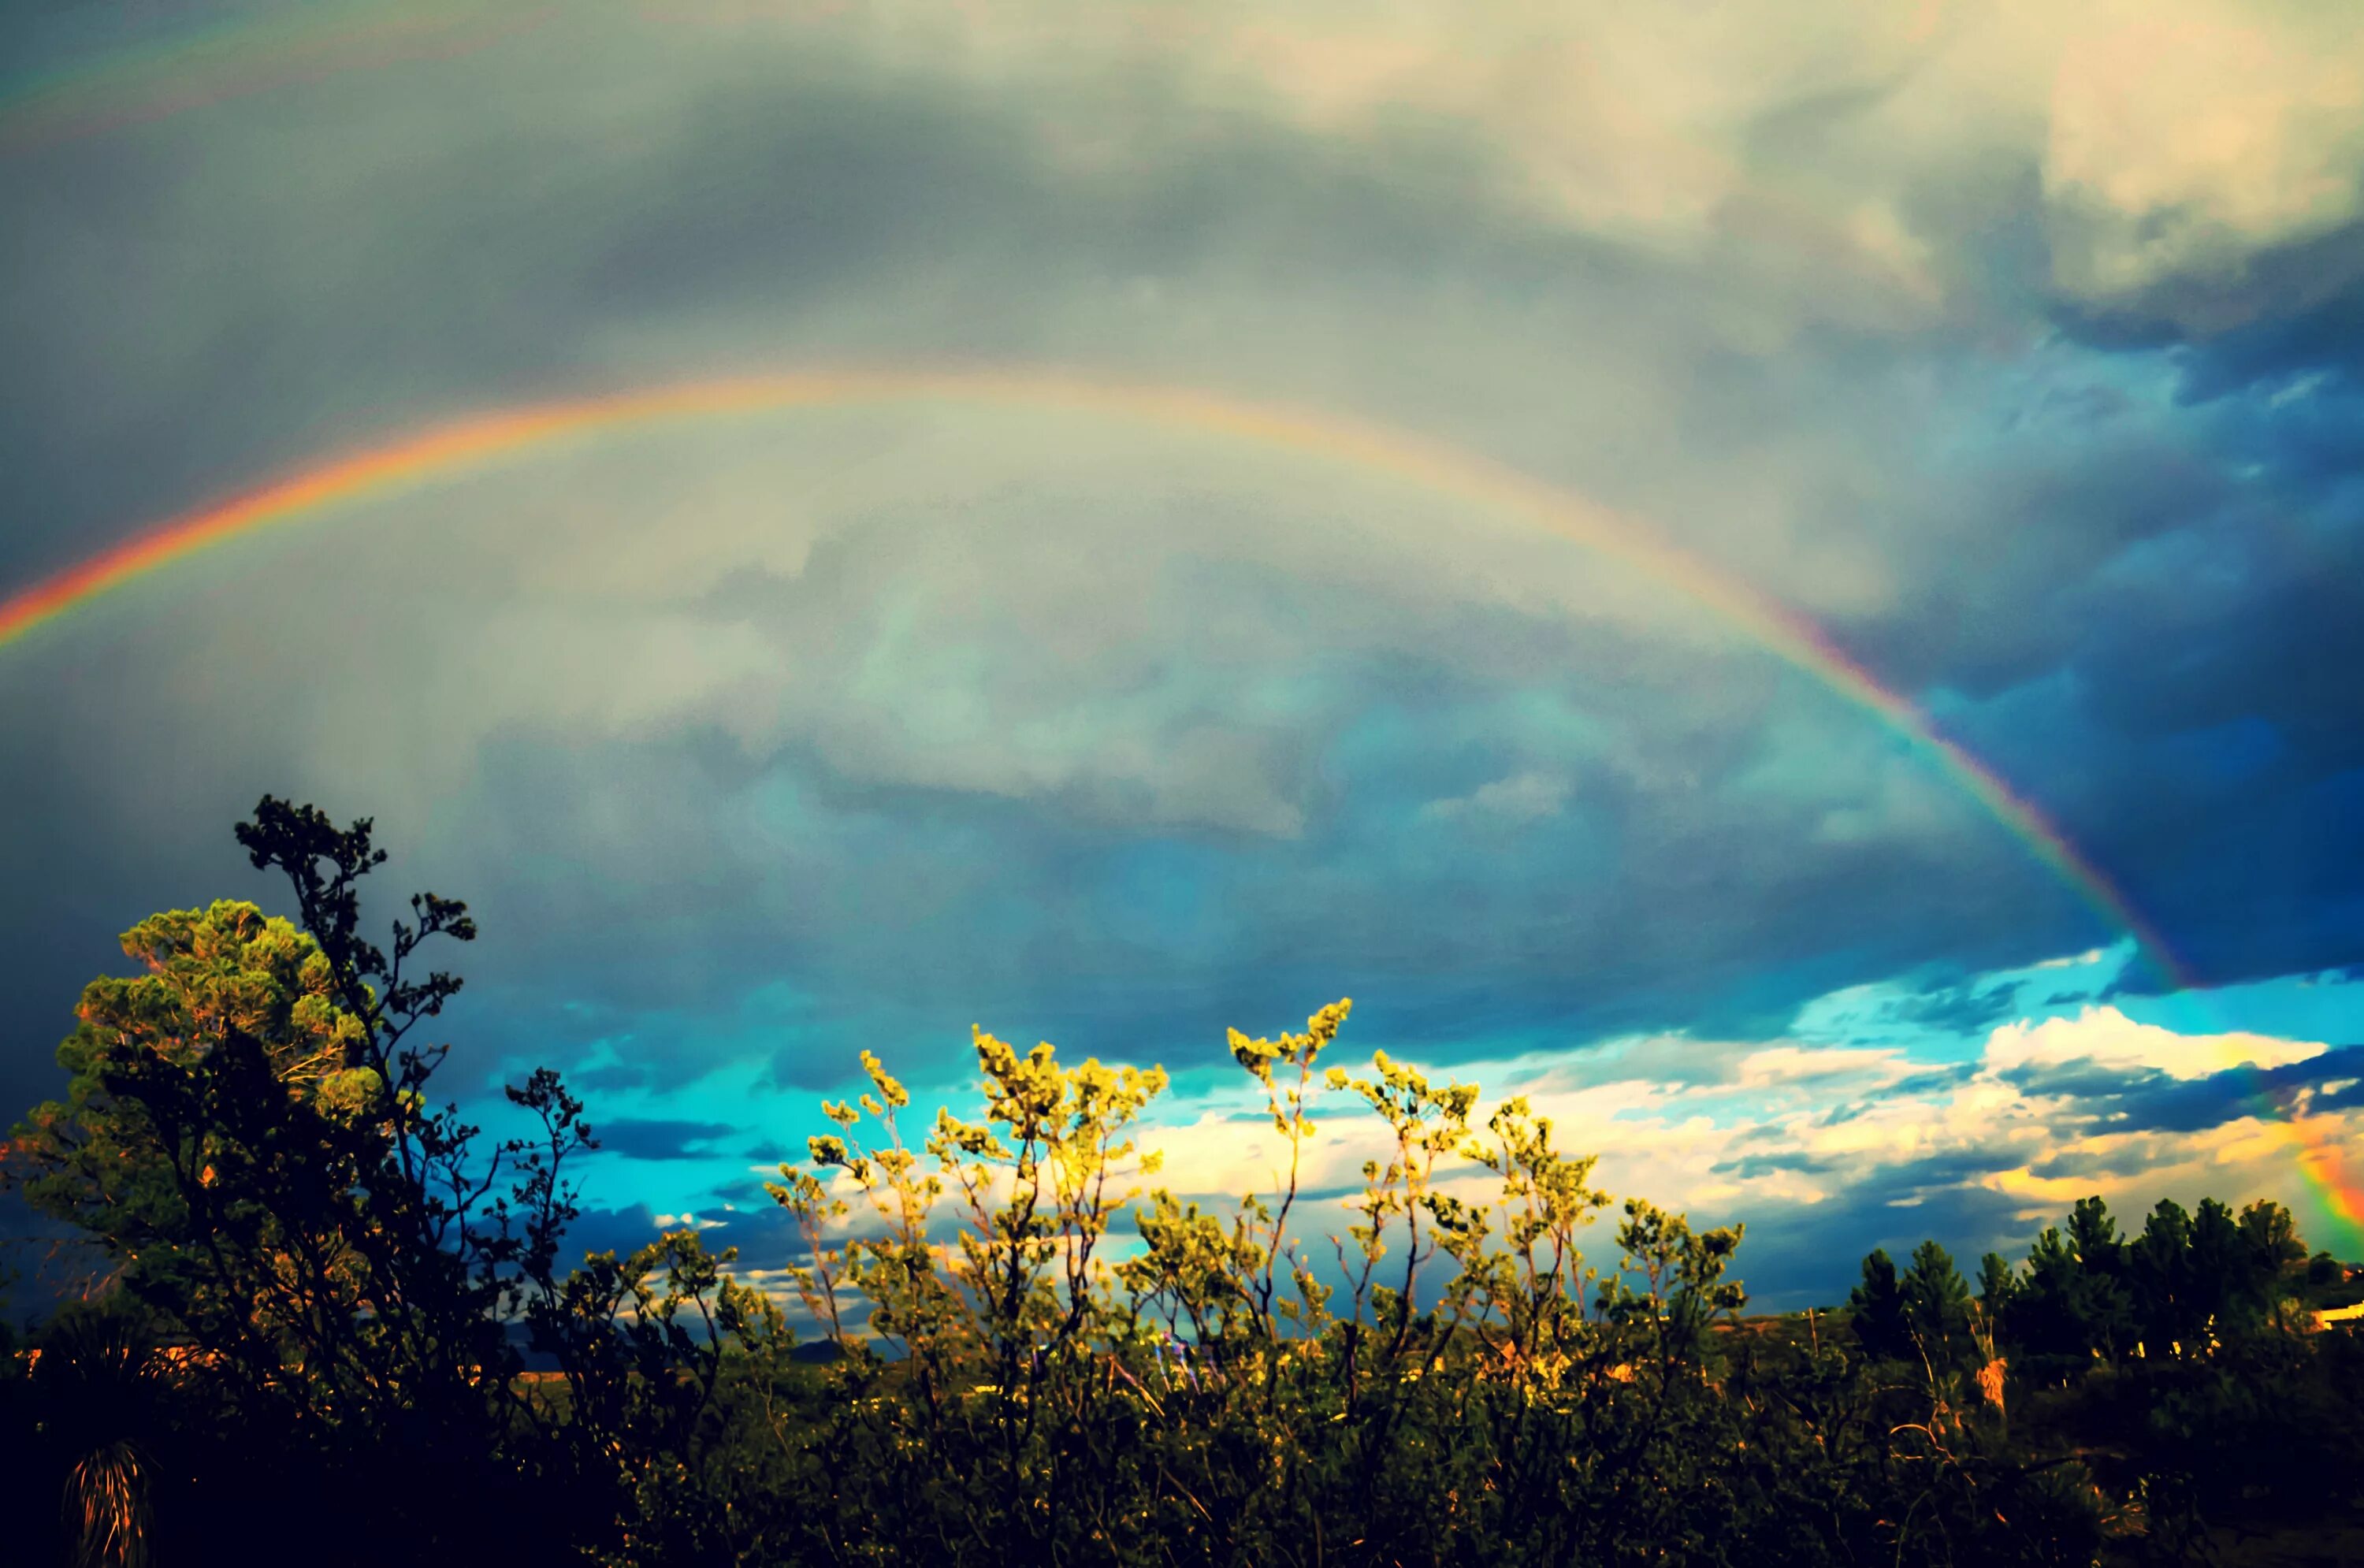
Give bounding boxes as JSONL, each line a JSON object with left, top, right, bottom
{"left": 2015, "top": 1226, "right": 2091, "bottom": 1368}
{"left": 1901, "top": 1239, "right": 1974, "bottom": 1369}
{"left": 2065, "top": 1195, "right": 2135, "bottom": 1359}
{"left": 1977, "top": 1250, "right": 2018, "bottom": 1316}
{"left": 2131, "top": 1199, "right": 2198, "bottom": 1357}
{"left": 2, "top": 800, "right": 600, "bottom": 1558}
{"left": 1848, "top": 1248, "right": 1912, "bottom": 1363}
{"left": 2187, "top": 1197, "right": 2248, "bottom": 1339}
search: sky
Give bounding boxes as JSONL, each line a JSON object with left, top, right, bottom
{"left": 2, "top": 0, "right": 2361, "bottom": 1310}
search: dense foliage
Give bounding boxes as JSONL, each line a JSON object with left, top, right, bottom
{"left": 3, "top": 801, "right": 2359, "bottom": 1566}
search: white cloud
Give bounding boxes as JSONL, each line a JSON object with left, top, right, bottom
{"left": 2042, "top": 2, "right": 2364, "bottom": 313}
{"left": 1097, "top": 986, "right": 2355, "bottom": 1292}
{"left": 1733, "top": 1045, "right": 1913, "bottom": 1091}
{"left": 1983, "top": 1004, "right": 2327, "bottom": 1081}
{"left": 1422, "top": 770, "right": 1571, "bottom": 826}
{"left": 662, "top": 0, "right": 2364, "bottom": 326}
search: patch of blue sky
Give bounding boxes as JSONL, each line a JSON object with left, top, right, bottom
{"left": 1988, "top": 336, "right": 2187, "bottom": 442}
{"left": 561, "top": 1053, "right": 812, "bottom": 1205}
{"left": 2121, "top": 966, "right": 2364, "bottom": 1045}
{"left": 1784, "top": 941, "right": 2133, "bottom": 1061}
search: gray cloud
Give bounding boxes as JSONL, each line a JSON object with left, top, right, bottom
{"left": 591, "top": 1117, "right": 745, "bottom": 1162}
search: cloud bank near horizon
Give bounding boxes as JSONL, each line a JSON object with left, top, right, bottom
{"left": 548, "top": 946, "right": 2364, "bottom": 1311}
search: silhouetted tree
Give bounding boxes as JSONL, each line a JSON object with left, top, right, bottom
{"left": 3, "top": 798, "right": 600, "bottom": 1562}
{"left": 1977, "top": 1250, "right": 2017, "bottom": 1316}
{"left": 2238, "top": 1198, "right": 2304, "bottom": 1277}
{"left": 2065, "top": 1195, "right": 2136, "bottom": 1359}
{"left": 1900, "top": 1239, "right": 1974, "bottom": 1371}
{"left": 2239, "top": 1198, "right": 2306, "bottom": 1330}
{"left": 2011, "top": 1225, "right": 2094, "bottom": 1369}
{"left": 1848, "top": 1247, "right": 1912, "bottom": 1363}
{"left": 2132, "top": 1198, "right": 2199, "bottom": 1357}
{"left": 2186, "top": 1196, "right": 2249, "bottom": 1336}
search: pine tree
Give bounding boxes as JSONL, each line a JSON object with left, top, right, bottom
{"left": 1849, "top": 1248, "right": 1912, "bottom": 1363}
{"left": 2065, "top": 1195, "right": 2135, "bottom": 1359}
{"left": 1901, "top": 1239, "right": 1974, "bottom": 1369}
{"left": 1977, "top": 1250, "right": 2018, "bottom": 1316}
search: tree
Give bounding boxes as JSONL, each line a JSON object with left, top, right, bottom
{"left": 2, "top": 798, "right": 600, "bottom": 1558}
{"left": 2186, "top": 1197, "right": 2248, "bottom": 1339}
{"left": 2237, "top": 1198, "right": 2306, "bottom": 1330}
{"left": 1900, "top": 1239, "right": 1974, "bottom": 1371}
{"left": 12, "top": 901, "right": 360, "bottom": 1282}
{"left": 1978, "top": 1250, "right": 2018, "bottom": 1316}
{"left": 2131, "top": 1198, "right": 2198, "bottom": 1357}
{"left": 2237, "top": 1198, "right": 2304, "bottom": 1277}
{"left": 2065, "top": 1195, "right": 2135, "bottom": 1359}
{"left": 2013, "top": 1226, "right": 2093, "bottom": 1369}
{"left": 2066, "top": 1195, "right": 2121, "bottom": 1273}
{"left": 7, "top": 896, "right": 484, "bottom": 1427}
{"left": 2124, "top": 1196, "right": 2285, "bottom": 1354}
{"left": 1849, "top": 1248, "right": 1912, "bottom": 1363}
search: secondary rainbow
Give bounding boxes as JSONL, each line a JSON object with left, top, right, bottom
{"left": 0, "top": 0, "right": 548, "bottom": 157}
{"left": 2, "top": 367, "right": 2355, "bottom": 1236}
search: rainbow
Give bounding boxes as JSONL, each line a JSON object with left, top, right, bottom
{"left": 2, "top": 366, "right": 2356, "bottom": 1240}
{"left": 0, "top": 2, "right": 549, "bottom": 158}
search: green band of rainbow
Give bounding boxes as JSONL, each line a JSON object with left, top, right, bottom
{"left": 2, "top": 367, "right": 2355, "bottom": 1239}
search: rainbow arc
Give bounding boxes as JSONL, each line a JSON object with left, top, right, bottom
{"left": 1, "top": 366, "right": 2355, "bottom": 1239}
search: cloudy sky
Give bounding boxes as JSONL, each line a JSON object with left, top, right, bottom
{"left": 2, "top": 0, "right": 2360, "bottom": 1306}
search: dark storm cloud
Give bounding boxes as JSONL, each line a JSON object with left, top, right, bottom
{"left": 1708, "top": 1151, "right": 1839, "bottom": 1182}
{"left": 570, "top": 1058, "right": 658, "bottom": 1094}
{"left": 2021, "top": 1149, "right": 2123, "bottom": 1184}
{"left": 2173, "top": 273, "right": 2364, "bottom": 411}
{"left": 414, "top": 626, "right": 2089, "bottom": 1093}
{"left": 555, "top": 1202, "right": 671, "bottom": 1265}
{"left": 2051, "top": 220, "right": 2364, "bottom": 385}
{"left": 2029, "top": 1044, "right": 2364, "bottom": 1139}
{"left": 592, "top": 1117, "right": 745, "bottom": 1162}
{"left": 1891, "top": 986, "right": 2020, "bottom": 1038}
{"left": 0, "top": 40, "right": 1060, "bottom": 584}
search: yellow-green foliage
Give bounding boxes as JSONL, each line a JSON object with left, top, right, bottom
{"left": 13, "top": 902, "right": 385, "bottom": 1318}
{"left": 70, "top": 900, "right": 366, "bottom": 1088}
{"left": 734, "top": 1001, "right": 1823, "bottom": 1565}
